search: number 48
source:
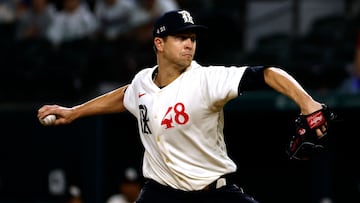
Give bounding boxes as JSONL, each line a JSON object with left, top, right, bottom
{"left": 161, "top": 103, "right": 189, "bottom": 129}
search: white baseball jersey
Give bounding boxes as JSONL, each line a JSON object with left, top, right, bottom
{"left": 123, "top": 60, "right": 248, "bottom": 191}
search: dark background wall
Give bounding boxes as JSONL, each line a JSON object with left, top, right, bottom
{"left": 0, "top": 92, "right": 358, "bottom": 203}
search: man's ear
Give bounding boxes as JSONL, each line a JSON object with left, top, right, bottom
{"left": 154, "top": 37, "right": 163, "bottom": 51}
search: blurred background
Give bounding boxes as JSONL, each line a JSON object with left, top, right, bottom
{"left": 0, "top": 0, "right": 359, "bottom": 203}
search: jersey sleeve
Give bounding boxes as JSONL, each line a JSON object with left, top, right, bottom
{"left": 198, "top": 65, "right": 247, "bottom": 108}
{"left": 238, "top": 65, "right": 270, "bottom": 93}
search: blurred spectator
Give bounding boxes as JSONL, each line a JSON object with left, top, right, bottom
{"left": 0, "top": 0, "right": 20, "bottom": 23}
{"left": 337, "top": 30, "right": 360, "bottom": 94}
{"left": 0, "top": 0, "right": 23, "bottom": 47}
{"left": 15, "top": 0, "right": 55, "bottom": 40}
{"left": 44, "top": 0, "right": 99, "bottom": 93}
{"left": 129, "top": 0, "right": 180, "bottom": 43}
{"left": 88, "top": 0, "right": 179, "bottom": 93}
{"left": 13, "top": 0, "right": 55, "bottom": 74}
{"left": 13, "top": 0, "right": 55, "bottom": 78}
{"left": 88, "top": 0, "right": 138, "bottom": 93}
{"left": 176, "top": 0, "right": 214, "bottom": 14}
{"left": 93, "top": 0, "right": 137, "bottom": 41}
{"left": 106, "top": 167, "right": 142, "bottom": 203}
{"left": 121, "top": 0, "right": 180, "bottom": 73}
{"left": 65, "top": 185, "right": 83, "bottom": 203}
{"left": 0, "top": 0, "right": 22, "bottom": 78}
{"left": 46, "top": 0, "right": 99, "bottom": 46}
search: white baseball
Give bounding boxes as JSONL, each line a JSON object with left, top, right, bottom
{"left": 40, "top": 114, "right": 56, "bottom": 126}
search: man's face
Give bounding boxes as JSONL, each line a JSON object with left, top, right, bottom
{"left": 160, "top": 32, "right": 197, "bottom": 68}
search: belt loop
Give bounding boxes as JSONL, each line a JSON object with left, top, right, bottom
{"left": 215, "top": 177, "right": 226, "bottom": 188}
{"left": 203, "top": 176, "right": 227, "bottom": 191}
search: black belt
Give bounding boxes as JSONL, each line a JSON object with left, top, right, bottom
{"left": 144, "top": 173, "right": 234, "bottom": 192}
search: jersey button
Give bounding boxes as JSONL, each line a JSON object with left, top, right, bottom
{"left": 165, "top": 158, "right": 171, "bottom": 163}
{"left": 156, "top": 136, "right": 160, "bottom": 142}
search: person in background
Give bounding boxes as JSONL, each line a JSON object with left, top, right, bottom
{"left": 93, "top": 0, "right": 137, "bottom": 41}
{"left": 65, "top": 185, "right": 83, "bottom": 203}
{"left": 0, "top": 0, "right": 24, "bottom": 46}
{"left": 46, "top": 0, "right": 99, "bottom": 46}
{"left": 117, "top": 0, "right": 180, "bottom": 78}
{"left": 0, "top": 0, "right": 21, "bottom": 24}
{"left": 45, "top": 0, "right": 99, "bottom": 93}
{"left": 337, "top": 30, "right": 360, "bottom": 93}
{"left": 90, "top": 0, "right": 138, "bottom": 91}
{"left": 129, "top": 0, "right": 180, "bottom": 43}
{"left": 106, "top": 167, "right": 142, "bottom": 203}
{"left": 12, "top": 0, "right": 56, "bottom": 82}
{"left": 15, "top": 0, "right": 55, "bottom": 40}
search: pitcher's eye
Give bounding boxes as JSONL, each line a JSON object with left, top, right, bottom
{"left": 175, "top": 34, "right": 197, "bottom": 42}
{"left": 190, "top": 36, "right": 197, "bottom": 42}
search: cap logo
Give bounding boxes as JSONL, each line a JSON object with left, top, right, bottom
{"left": 154, "top": 10, "right": 202, "bottom": 36}
{"left": 157, "top": 26, "right": 166, "bottom": 34}
{"left": 178, "top": 10, "right": 194, "bottom": 24}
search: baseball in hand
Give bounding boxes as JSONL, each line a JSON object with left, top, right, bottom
{"left": 40, "top": 114, "right": 56, "bottom": 126}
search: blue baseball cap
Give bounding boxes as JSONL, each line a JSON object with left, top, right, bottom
{"left": 153, "top": 10, "right": 208, "bottom": 38}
